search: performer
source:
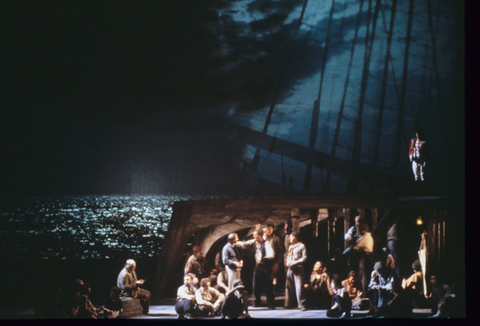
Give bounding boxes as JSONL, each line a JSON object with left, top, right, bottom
{"left": 409, "top": 129, "right": 428, "bottom": 181}
{"left": 344, "top": 215, "right": 363, "bottom": 258}
{"left": 102, "top": 287, "right": 123, "bottom": 319}
{"left": 220, "top": 279, "right": 252, "bottom": 319}
{"left": 117, "top": 259, "right": 151, "bottom": 315}
{"left": 387, "top": 222, "right": 401, "bottom": 278}
{"left": 342, "top": 271, "right": 365, "bottom": 310}
{"left": 304, "top": 261, "right": 333, "bottom": 309}
{"left": 428, "top": 275, "right": 451, "bottom": 317}
{"left": 352, "top": 223, "right": 374, "bottom": 294}
{"left": 222, "top": 233, "right": 245, "bottom": 290}
{"left": 367, "top": 261, "right": 395, "bottom": 315}
{"left": 175, "top": 273, "right": 199, "bottom": 319}
{"left": 251, "top": 228, "right": 275, "bottom": 309}
{"left": 283, "top": 220, "right": 293, "bottom": 268}
{"left": 402, "top": 260, "right": 424, "bottom": 308}
{"left": 216, "top": 269, "right": 229, "bottom": 294}
{"left": 264, "top": 223, "right": 284, "bottom": 290}
{"left": 195, "top": 278, "right": 224, "bottom": 317}
{"left": 344, "top": 220, "right": 373, "bottom": 293}
{"left": 184, "top": 245, "right": 217, "bottom": 287}
{"left": 326, "top": 276, "right": 351, "bottom": 318}
{"left": 284, "top": 231, "right": 307, "bottom": 310}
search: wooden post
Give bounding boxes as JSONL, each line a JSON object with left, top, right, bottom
{"left": 371, "top": 208, "right": 378, "bottom": 229}
{"left": 358, "top": 208, "right": 365, "bottom": 219}
{"left": 344, "top": 208, "right": 351, "bottom": 250}
{"left": 327, "top": 209, "right": 335, "bottom": 258}
{"left": 312, "top": 209, "right": 319, "bottom": 237}
{"left": 291, "top": 207, "right": 300, "bottom": 233}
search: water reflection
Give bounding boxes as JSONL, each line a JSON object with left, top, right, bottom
{"left": 0, "top": 195, "right": 212, "bottom": 260}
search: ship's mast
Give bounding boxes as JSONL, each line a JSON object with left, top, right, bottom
{"left": 250, "top": 0, "right": 309, "bottom": 173}
{"left": 325, "top": 0, "right": 366, "bottom": 193}
{"left": 347, "top": 0, "right": 381, "bottom": 194}
{"left": 394, "top": 0, "right": 415, "bottom": 180}
{"left": 370, "top": 0, "right": 397, "bottom": 193}
{"left": 303, "top": 0, "right": 336, "bottom": 194}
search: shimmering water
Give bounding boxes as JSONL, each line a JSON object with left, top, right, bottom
{"left": 0, "top": 195, "right": 204, "bottom": 260}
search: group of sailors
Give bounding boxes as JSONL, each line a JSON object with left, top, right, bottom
{"left": 113, "top": 216, "right": 460, "bottom": 319}
{"left": 35, "top": 214, "right": 460, "bottom": 319}
{"left": 171, "top": 216, "right": 459, "bottom": 319}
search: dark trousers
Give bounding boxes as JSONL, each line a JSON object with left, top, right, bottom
{"left": 221, "top": 290, "right": 249, "bottom": 319}
{"left": 252, "top": 266, "right": 275, "bottom": 307}
{"left": 198, "top": 303, "right": 221, "bottom": 316}
{"left": 326, "top": 294, "right": 351, "bottom": 317}
{"left": 175, "top": 299, "right": 198, "bottom": 317}
{"left": 350, "top": 251, "right": 371, "bottom": 295}
{"left": 137, "top": 288, "right": 151, "bottom": 315}
{"left": 369, "top": 289, "right": 394, "bottom": 309}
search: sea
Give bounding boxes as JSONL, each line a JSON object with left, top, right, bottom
{"left": 0, "top": 194, "right": 215, "bottom": 309}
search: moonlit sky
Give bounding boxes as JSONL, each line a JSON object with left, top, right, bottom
{"left": 1, "top": 0, "right": 465, "bottom": 197}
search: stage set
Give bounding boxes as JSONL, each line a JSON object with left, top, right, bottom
{"left": 1, "top": 0, "right": 465, "bottom": 321}
{"left": 145, "top": 194, "right": 463, "bottom": 319}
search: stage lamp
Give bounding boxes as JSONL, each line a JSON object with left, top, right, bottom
{"left": 416, "top": 216, "right": 423, "bottom": 225}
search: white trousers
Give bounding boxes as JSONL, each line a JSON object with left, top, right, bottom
{"left": 226, "top": 265, "right": 242, "bottom": 290}
{"left": 412, "top": 161, "right": 425, "bottom": 181}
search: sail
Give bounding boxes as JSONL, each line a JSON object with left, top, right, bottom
{"left": 220, "top": 0, "right": 463, "bottom": 196}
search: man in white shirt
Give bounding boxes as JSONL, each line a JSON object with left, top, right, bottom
{"left": 175, "top": 273, "right": 199, "bottom": 319}
{"left": 264, "top": 224, "right": 284, "bottom": 292}
{"left": 251, "top": 229, "right": 275, "bottom": 309}
{"left": 352, "top": 223, "right": 374, "bottom": 293}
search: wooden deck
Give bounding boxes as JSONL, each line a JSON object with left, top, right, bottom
{"left": 0, "top": 298, "right": 434, "bottom": 320}
{"left": 138, "top": 304, "right": 432, "bottom": 320}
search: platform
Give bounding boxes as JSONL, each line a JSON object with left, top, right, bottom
{"left": 0, "top": 304, "right": 433, "bottom": 320}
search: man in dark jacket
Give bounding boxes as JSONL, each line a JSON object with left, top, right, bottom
{"left": 251, "top": 228, "right": 275, "bottom": 309}
{"left": 221, "top": 279, "right": 252, "bottom": 319}
{"left": 222, "top": 233, "right": 244, "bottom": 290}
{"left": 117, "top": 259, "right": 151, "bottom": 315}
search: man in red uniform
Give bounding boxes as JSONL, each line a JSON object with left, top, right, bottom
{"left": 409, "top": 129, "right": 428, "bottom": 181}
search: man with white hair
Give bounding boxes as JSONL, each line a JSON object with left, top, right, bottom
{"left": 117, "top": 259, "right": 151, "bottom": 315}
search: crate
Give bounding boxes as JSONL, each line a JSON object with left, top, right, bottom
{"left": 119, "top": 297, "right": 143, "bottom": 318}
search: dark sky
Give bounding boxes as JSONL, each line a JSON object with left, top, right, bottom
{"left": 1, "top": 0, "right": 304, "bottom": 196}
{"left": 1, "top": 0, "right": 465, "bottom": 197}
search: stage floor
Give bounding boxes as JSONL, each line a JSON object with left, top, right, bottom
{"left": 137, "top": 305, "right": 432, "bottom": 319}
{"left": 0, "top": 294, "right": 434, "bottom": 320}
{"left": 0, "top": 305, "right": 433, "bottom": 320}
